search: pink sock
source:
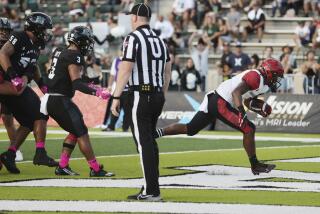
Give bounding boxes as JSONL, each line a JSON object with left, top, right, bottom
{"left": 36, "top": 141, "right": 45, "bottom": 149}
{"left": 59, "top": 152, "right": 70, "bottom": 168}
{"left": 8, "top": 145, "right": 17, "bottom": 153}
{"left": 88, "top": 158, "right": 100, "bottom": 172}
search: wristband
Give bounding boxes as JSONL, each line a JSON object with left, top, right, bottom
{"left": 111, "top": 96, "right": 120, "bottom": 99}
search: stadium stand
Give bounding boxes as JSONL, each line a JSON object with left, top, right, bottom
{"left": 0, "top": 0, "right": 319, "bottom": 94}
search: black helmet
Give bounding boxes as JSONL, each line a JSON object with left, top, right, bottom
{"left": 67, "top": 26, "right": 94, "bottom": 56}
{"left": 0, "top": 17, "right": 12, "bottom": 48}
{"left": 24, "top": 12, "right": 53, "bottom": 46}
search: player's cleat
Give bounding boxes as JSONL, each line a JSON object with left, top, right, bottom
{"left": 15, "top": 150, "right": 24, "bottom": 162}
{"left": 0, "top": 151, "right": 20, "bottom": 174}
{"left": 55, "top": 165, "right": 80, "bottom": 176}
{"left": 127, "top": 186, "right": 162, "bottom": 201}
{"left": 251, "top": 162, "right": 276, "bottom": 175}
{"left": 89, "top": 165, "right": 114, "bottom": 177}
{"left": 33, "top": 149, "right": 59, "bottom": 167}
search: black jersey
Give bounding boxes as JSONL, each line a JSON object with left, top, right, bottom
{"left": 47, "top": 47, "right": 84, "bottom": 98}
{"left": 4, "top": 31, "right": 41, "bottom": 80}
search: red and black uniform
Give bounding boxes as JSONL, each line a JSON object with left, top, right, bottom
{"left": 186, "top": 69, "right": 269, "bottom": 135}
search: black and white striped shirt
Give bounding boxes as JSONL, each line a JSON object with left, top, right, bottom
{"left": 122, "top": 24, "right": 170, "bottom": 87}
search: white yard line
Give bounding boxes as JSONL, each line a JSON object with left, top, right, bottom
{"left": 16, "top": 145, "right": 320, "bottom": 164}
{"left": 0, "top": 200, "right": 319, "bottom": 214}
{"left": 1, "top": 129, "right": 319, "bottom": 142}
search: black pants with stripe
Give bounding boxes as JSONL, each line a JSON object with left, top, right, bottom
{"left": 128, "top": 91, "right": 165, "bottom": 196}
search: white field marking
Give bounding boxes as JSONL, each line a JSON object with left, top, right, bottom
{"left": 2, "top": 164, "right": 320, "bottom": 192}
{"left": 1, "top": 129, "right": 319, "bottom": 142}
{"left": 278, "top": 157, "right": 320, "bottom": 162}
{"left": 15, "top": 145, "right": 320, "bottom": 164}
{"left": 0, "top": 200, "right": 319, "bottom": 214}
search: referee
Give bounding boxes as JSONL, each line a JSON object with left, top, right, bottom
{"left": 111, "top": 3, "right": 171, "bottom": 201}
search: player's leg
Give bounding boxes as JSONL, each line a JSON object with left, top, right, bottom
{"left": 215, "top": 96, "right": 275, "bottom": 175}
{"left": 155, "top": 94, "right": 215, "bottom": 138}
{"left": 55, "top": 133, "right": 79, "bottom": 176}
{"left": 48, "top": 96, "right": 114, "bottom": 177}
{"left": 1, "top": 112, "right": 24, "bottom": 161}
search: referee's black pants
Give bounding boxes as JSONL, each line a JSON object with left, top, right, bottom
{"left": 128, "top": 91, "right": 165, "bottom": 196}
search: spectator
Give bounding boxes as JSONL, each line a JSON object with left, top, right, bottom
{"left": 217, "top": 18, "right": 232, "bottom": 49}
{"left": 154, "top": 15, "right": 175, "bottom": 40}
{"left": 188, "top": 32, "right": 210, "bottom": 91}
{"left": 26, "top": 0, "right": 39, "bottom": 12}
{"left": 242, "top": 0, "right": 266, "bottom": 43}
{"left": 262, "top": 46, "right": 274, "bottom": 59}
{"left": 250, "top": 53, "right": 260, "bottom": 69}
{"left": 181, "top": 58, "right": 202, "bottom": 91}
{"left": 171, "top": 0, "right": 195, "bottom": 31}
{"left": 278, "top": 45, "right": 297, "bottom": 93}
{"left": 193, "top": 0, "right": 212, "bottom": 29}
{"left": 271, "top": 0, "right": 288, "bottom": 17}
{"left": 312, "top": 17, "right": 320, "bottom": 48}
{"left": 300, "top": 50, "right": 320, "bottom": 93}
{"left": 228, "top": 42, "right": 251, "bottom": 74}
{"left": 210, "top": 0, "right": 222, "bottom": 14}
{"left": 121, "top": 0, "right": 134, "bottom": 12}
{"left": 202, "top": 14, "right": 219, "bottom": 52}
{"left": 303, "top": 0, "right": 319, "bottom": 17}
{"left": 293, "top": 21, "right": 311, "bottom": 48}
{"left": 82, "top": 55, "right": 102, "bottom": 85}
{"left": 280, "top": 45, "right": 297, "bottom": 74}
{"left": 218, "top": 42, "right": 232, "bottom": 80}
{"left": 169, "top": 54, "right": 182, "bottom": 91}
{"left": 226, "top": 4, "right": 241, "bottom": 42}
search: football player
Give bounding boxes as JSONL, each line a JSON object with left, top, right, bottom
{"left": 0, "top": 12, "right": 57, "bottom": 174}
{"left": 41, "top": 26, "right": 114, "bottom": 177}
{"left": 155, "top": 58, "right": 284, "bottom": 175}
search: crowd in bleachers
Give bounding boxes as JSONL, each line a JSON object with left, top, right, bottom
{"left": 0, "top": 0, "right": 320, "bottom": 94}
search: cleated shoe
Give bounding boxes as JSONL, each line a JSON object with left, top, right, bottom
{"left": 251, "top": 162, "right": 276, "bottom": 175}
{"left": 55, "top": 165, "right": 80, "bottom": 176}
{"left": 127, "top": 186, "right": 162, "bottom": 201}
{"left": 0, "top": 151, "right": 20, "bottom": 174}
{"left": 89, "top": 165, "right": 114, "bottom": 177}
{"left": 33, "top": 149, "right": 59, "bottom": 167}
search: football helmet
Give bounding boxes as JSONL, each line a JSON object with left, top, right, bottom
{"left": 67, "top": 26, "right": 94, "bottom": 56}
{"left": 0, "top": 17, "right": 12, "bottom": 48}
{"left": 24, "top": 12, "right": 53, "bottom": 47}
{"left": 260, "top": 58, "right": 284, "bottom": 90}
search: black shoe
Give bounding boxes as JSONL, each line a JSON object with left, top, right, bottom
{"left": 127, "top": 187, "right": 162, "bottom": 201}
{"left": 0, "top": 151, "right": 20, "bottom": 174}
{"left": 89, "top": 165, "right": 114, "bottom": 177}
{"left": 251, "top": 162, "right": 276, "bottom": 175}
{"left": 55, "top": 165, "right": 80, "bottom": 176}
{"left": 102, "top": 127, "right": 115, "bottom": 132}
{"left": 33, "top": 149, "right": 59, "bottom": 167}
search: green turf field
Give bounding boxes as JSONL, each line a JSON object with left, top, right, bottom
{"left": 0, "top": 129, "right": 319, "bottom": 213}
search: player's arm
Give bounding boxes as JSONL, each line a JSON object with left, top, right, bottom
{"left": 68, "top": 64, "right": 110, "bottom": 99}
{"left": 232, "top": 81, "right": 250, "bottom": 111}
{"left": 32, "top": 65, "right": 48, "bottom": 94}
{"left": 0, "top": 41, "right": 14, "bottom": 75}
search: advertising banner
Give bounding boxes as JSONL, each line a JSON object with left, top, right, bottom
{"left": 158, "top": 92, "right": 320, "bottom": 134}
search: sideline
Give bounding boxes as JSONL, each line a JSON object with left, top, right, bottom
{"left": 0, "top": 200, "right": 319, "bottom": 214}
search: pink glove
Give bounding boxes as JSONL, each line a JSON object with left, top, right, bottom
{"left": 95, "top": 88, "right": 111, "bottom": 100}
{"left": 40, "top": 85, "right": 48, "bottom": 94}
{"left": 11, "top": 77, "right": 24, "bottom": 92}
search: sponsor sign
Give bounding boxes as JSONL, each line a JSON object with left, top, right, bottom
{"left": 159, "top": 92, "right": 320, "bottom": 133}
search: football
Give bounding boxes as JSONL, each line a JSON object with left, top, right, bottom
{"left": 244, "top": 98, "right": 272, "bottom": 117}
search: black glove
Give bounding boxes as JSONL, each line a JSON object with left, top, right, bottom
{"left": 238, "top": 105, "right": 247, "bottom": 128}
